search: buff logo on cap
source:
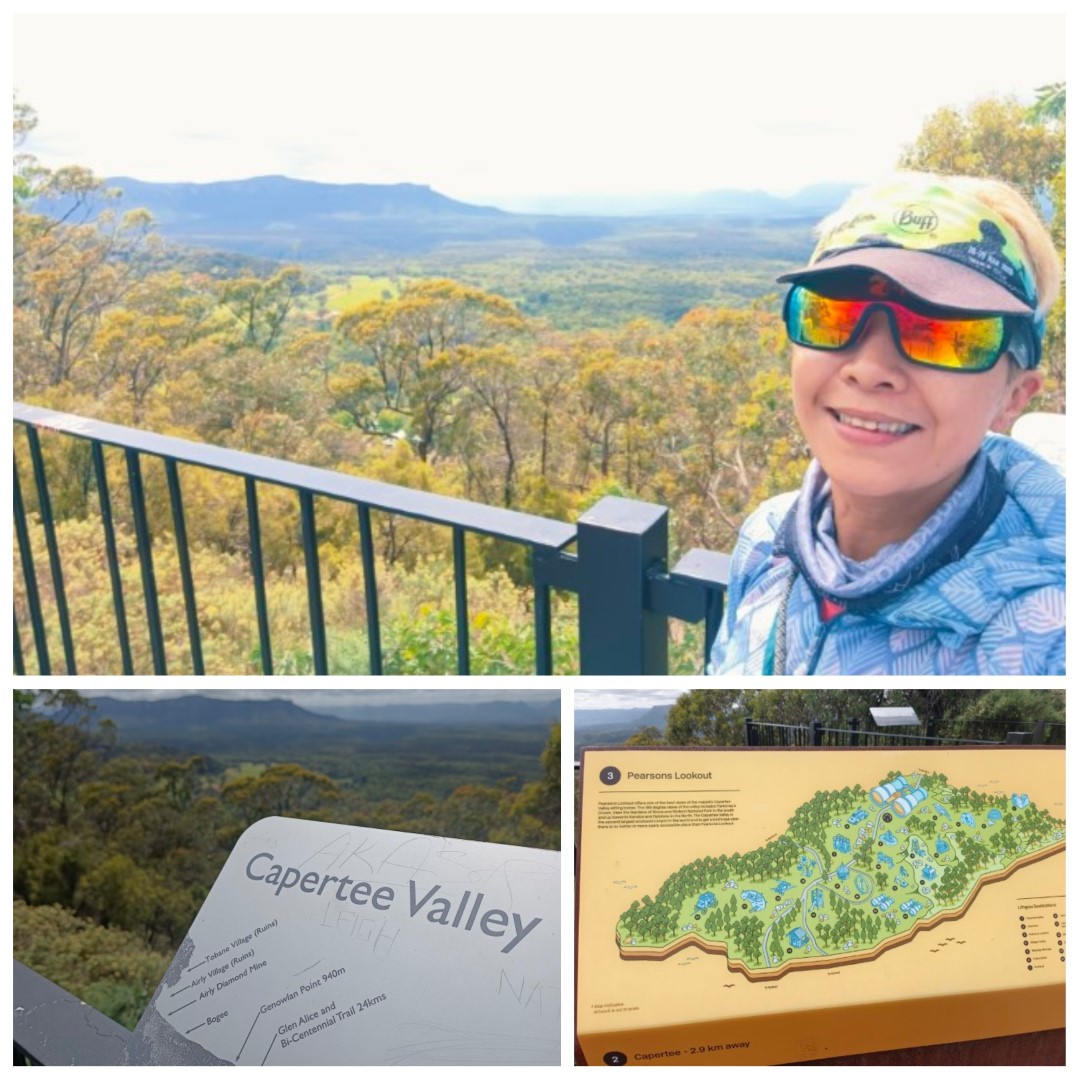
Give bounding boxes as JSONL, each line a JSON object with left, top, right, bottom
{"left": 893, "top": 206, "right": 938, "bottom": 233}
{"left": 811, "top": 178, "right": 1039, "bottom": 309}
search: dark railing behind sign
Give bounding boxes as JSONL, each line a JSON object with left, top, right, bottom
{"left": 14, "top": 960, "right": 131, "bottom": 1066}
{"left": 743, "top": 717, "right": 1064, "bottom": 748}
{"left": 14, "top": 403, "right": 729, "bottom": 676}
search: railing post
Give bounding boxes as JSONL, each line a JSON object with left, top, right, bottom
{"left": 575, "top": 496, "right": 668, "bottom": 675}
{"left": 13, "top": 461, "right": 50, "bottom": 674}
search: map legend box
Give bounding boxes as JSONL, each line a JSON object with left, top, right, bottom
{"left": 1016, "top": 901, "right": 1065, "bottom": 971}
{"left": 576, "top": 746, "right": 1064, "bottom": 1066}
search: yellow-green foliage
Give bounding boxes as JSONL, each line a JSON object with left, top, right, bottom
{"left": 13, "top": 516, "right": 581, "bottom": 674}
{"left": 325, "top": 274, "right": 402, "bottom": 311}
{"left": 14, "top": 900, "right": 172, "bottom": 1030}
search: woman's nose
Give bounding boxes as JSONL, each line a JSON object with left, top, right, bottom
{"left": 839, "top": 310, "right": 908, "bottom": 389}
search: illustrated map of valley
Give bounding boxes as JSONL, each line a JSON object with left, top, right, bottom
{"left": 616, "top": 769, "right": 1065, "bottom": 979}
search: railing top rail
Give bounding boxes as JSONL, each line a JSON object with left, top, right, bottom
{"left": 14, "top": 402, "right": 578, "bottom": 549}
{"left": 805, "top": 723, "right": 1001, "bottom": 746}
{"left": 14, "top": 959, "right": 131, "bottom": 1066}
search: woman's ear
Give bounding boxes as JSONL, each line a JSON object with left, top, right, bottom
{"left": 991, "top": 368, "right": 1044, "bottom": 433}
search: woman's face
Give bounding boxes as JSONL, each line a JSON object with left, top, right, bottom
{"left": 792, "top": 308, "right": 1041, "bottom": 521}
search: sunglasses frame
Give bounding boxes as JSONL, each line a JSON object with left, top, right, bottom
{"left": 782, "top": 285, "right": 1037, "bottom": 374}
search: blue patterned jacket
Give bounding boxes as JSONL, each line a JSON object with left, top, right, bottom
{"left": 708, "top": 436, "right": 1065, "bottom": 675}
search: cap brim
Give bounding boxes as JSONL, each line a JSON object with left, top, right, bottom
{"left": 777, "top": 247, "right": 1033, "bottom": 316}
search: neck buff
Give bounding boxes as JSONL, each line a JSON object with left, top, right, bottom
{"left": 773, "top": 450, "right": 1006, "bottom": 616}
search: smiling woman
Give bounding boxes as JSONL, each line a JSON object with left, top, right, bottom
{"left": 709, "top": 173, "right": 1065, "bottom": 676}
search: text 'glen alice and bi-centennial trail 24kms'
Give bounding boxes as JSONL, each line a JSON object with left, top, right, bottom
{"left": 616, "top": 770, "right": 1065, "bottom": 979}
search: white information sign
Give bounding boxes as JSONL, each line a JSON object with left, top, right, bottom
{"left": 128, "top": 817, "right": 560, "bottom": 1065}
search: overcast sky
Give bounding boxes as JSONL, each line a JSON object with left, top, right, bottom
{"left": 575, "top": 688, "right": 683, "bottom": 712}
{"left": 14, "top": 12, "right": 1064, "bottom": 208}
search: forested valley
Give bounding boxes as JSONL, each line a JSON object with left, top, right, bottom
{"left": 13, "top": 691, "right": 560, "bottom": 1028}
{"left": 13, "top": 93, "right": 1064, "bottom": 674}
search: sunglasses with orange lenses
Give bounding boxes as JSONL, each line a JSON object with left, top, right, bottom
{"left": 783, "top": 285, "right": 1035, "bottom": 372}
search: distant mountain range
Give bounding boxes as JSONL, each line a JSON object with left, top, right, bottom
{"left": 71, "top": 693, "right": 558, "bottom": 800}
{"left": 574, "top": 704, "right": 671, "bottom": 756}
{"left": 32, "top": 174, "right": 853, "bottom": 262}
{"left": 85, "top": 693, "right": 557, "bottom": 735}
{"left": 106, "top": 174, "right": 505, "bottom": 224}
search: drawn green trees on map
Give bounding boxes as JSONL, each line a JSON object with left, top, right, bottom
{"left": 617, "top": 770, "right": 1064, "bottom": 972}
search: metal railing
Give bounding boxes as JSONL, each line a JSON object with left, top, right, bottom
{"left": 744, "top": 717, "right": 1064, "bottom": 748}
{"left": 14, "top": 960, "right": 131, "bottom": 1066}
{"left": 14, "top": 403, "right": 728, "bottom": 675}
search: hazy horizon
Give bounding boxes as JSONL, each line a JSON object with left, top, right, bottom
{"left": 61, "top": 689, "right": 561, "bottom": 723}
{"left": 575, "top": 689, "right": 682, "bottom": 712}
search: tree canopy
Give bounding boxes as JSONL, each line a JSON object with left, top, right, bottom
{"left": 660, "top": 689, "right": 1065, "bottom": 746}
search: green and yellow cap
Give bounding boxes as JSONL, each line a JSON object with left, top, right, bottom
{"left": 779, "top": 175, "right": 1039, "bottom": 315}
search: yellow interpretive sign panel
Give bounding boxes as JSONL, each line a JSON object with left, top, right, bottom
{"left": 576, "top": 746, "right": 1064, "bottom": 1066}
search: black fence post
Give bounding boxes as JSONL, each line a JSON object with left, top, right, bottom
{"left": 575, "top": 496, "right": 669, "bottom": 675}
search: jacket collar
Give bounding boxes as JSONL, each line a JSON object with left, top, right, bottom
{"left": 774, "top": 450, "right": 1006, "bottom": 615}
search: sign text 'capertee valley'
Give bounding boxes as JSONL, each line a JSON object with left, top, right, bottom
{"left": 244, "top": 853, "right": 543, "bottom": 953}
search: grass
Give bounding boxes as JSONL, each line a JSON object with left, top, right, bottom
{"left": 324, "top": 274, "right": 403, "bottom": 311}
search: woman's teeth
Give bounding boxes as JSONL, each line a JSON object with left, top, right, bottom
{"left": 834, "top": 411, "right": 916, "bottom": 435}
